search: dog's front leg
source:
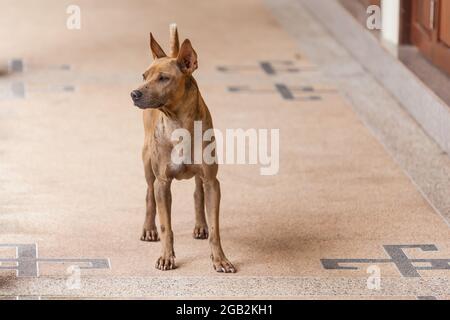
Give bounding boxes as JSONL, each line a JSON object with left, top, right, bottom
{"left": 204, "top": 178, "right": 236, "bottom": 273}
{"left": 141, "top": 147, "right": 159, "bottom": 241}
{"left": 154, "top": 178, "right": 176, "bottom": 270}
{"left": 193, "top": 175, "right": 208, "bottom": 239}
{"left": 141, "top": 183, "right": 159, "bottom": 242}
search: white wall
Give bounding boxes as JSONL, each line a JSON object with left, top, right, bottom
{"left": 381, "top": 0, "right": 400, "bottom": 45}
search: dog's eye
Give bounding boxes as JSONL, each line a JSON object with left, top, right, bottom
{"left": 158, "top": 75, "right": 170, "bottom": 82}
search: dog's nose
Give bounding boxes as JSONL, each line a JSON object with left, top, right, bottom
{"left": 131, "top": 90, "right": 143, "bottom": 101}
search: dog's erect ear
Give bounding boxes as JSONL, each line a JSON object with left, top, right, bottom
{"left": 150, "top": 33, "right": 167, "bottom": 59}
{"left": 177, "top": 39, "right": 198, "bottom": 74}
{"left": 169, "top": 23, "right": 180, "bottom": 58}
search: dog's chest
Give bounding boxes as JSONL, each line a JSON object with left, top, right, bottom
{"left": 152, "top": 118, "right": 195, "bottom": 180}
{"left": 165, "top": 163, "right": 194, "bottom": 180}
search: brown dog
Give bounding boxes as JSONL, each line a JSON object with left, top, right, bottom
{"left": 131, "top": 24, "right": 235, "bottom": 273}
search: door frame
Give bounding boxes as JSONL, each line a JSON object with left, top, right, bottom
{"left": 400, "top": 0, "right": 413, "bottom": 44}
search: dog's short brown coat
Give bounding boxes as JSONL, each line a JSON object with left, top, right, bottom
{"left": 131, "top": 25, "right": 235, "bottom": 273}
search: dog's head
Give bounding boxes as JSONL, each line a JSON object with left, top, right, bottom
{"left": 131, "top": 25, "right": 198, "bottom": 110}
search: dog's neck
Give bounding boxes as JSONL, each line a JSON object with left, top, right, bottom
{"left": 159, "top": 76, "right": 201, "bottom": 127}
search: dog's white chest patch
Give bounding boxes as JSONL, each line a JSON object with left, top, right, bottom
{"left": 165, "top": 162, "right": 196, "bottom": 180}
{"left": 167, "top": 163, "right": 185, "bottom": 176}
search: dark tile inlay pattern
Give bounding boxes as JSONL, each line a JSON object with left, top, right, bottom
{"left": 218, "top": 60, "right": 315, "bottom": 75}
{"left": 0, "top": 58, "right": 74, "bottom": 100}
{"left": 220, "top": 59, "right": 334, "bottom": 101}
{"left": 417, "top": 296, "right": 438, "bottom": 300}
{"left": 321, "top": 244, "right": 450, "bottom": 278}
{"left": 9, "top": 59, "right": 24, "bottom": 73}
{"left": 0, "top": 244, "right": 110, "bottom": 277}
{"left": 228, "top": 83, "right": 335, "bottom": 101}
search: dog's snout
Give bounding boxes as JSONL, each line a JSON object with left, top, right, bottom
{"left": 131, "top": 90, "right": 143, "bottom": 101}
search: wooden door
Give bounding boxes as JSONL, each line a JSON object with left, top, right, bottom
{"left": 411, "top": 0, "right": 450, "bottom": 75}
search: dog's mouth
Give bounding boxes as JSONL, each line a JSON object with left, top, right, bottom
{"left": 133, "top": 101, "right": 164, "bottom": 110}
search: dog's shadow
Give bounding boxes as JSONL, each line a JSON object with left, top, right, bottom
{"left": 222, "top": 220, "right": 320, "bottom": 270}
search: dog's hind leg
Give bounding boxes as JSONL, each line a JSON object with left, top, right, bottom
{"left": 141, "top": 146, "right": 159, "bottom": 242}
{"left": 193, "top": 175, "right": 208, "bottom": 239}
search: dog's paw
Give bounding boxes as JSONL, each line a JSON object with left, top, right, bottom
{"left": 193, "top": 225, "right": 209, "bottom": 239}
{"left": 212, "top": 258, "right": 236, "bottom": 273}
{"left": 140, "top": 228, "right": 159, "bottom": 242}
{"left": 155, "top": 255, "right": 176, "bottom": 271}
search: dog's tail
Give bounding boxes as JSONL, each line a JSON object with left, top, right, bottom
{"left": 169, "top": 23, "right": 180, "bottom": 58}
